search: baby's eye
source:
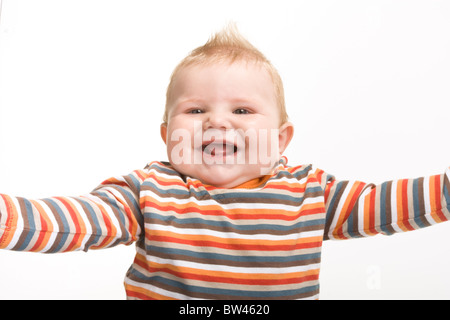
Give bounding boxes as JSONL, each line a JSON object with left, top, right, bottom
{"left": 187, "top": 109, "right": 204, "bottom": 114}
{"left": 233, "top": 108, "right": 250, "bottom": 115}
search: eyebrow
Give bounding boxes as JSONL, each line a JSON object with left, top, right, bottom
{"left": 175, "top": 97, "right": 260, "bottom": 107}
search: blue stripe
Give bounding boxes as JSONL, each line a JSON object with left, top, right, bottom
{"left": 129, "top": 269, "right": 319, "bottom": 298}
{"left": 148, "top": 212, "right": 324, "bottom": 232}
{"left": 378, "top": 182, "right": 393, "bottom": 235}
{"left": 144, "top": 181, "right": 322, "bottom": 204}
{"left": 444, "top": 173, "right": 450, "bottom": 208}
{"left": 325, "top": 181, "right": 343, "bottom": 226}
{"left": 142, "top": 181, "right": 208, "bottom": 199}
{"left": 151, "top": 163, "right": 178, "bottom": 176}
{"left": 96, "top": 191, "right": 126, "bottom": 225}
{"left": 94, "top": 186, "right": 140, "bottom": 220}
{"left": 128, "top": 174, "right": 141, "bottom": 192}
{"left": 16, "top": 199, "right": 35, "bottom": 251}
{"left": 291, "top": 165, "right": 313, "bottom": 179}
{"left": 412, "top": 179, "right": 426, "bottom": 228}
{"left": 96, "top": 190, "right": 135, "bottom": 243}
{"left": 211, "top": 187, "right": 323, "bottom": 202}
{"left": 77, "top": 198, "right": 103, "bottom": 250}
{"left": 345, "top": 205, "right": 357, "bottom": 238}
{"left": 45, "top": 198, "right": 70, "bottom": 252}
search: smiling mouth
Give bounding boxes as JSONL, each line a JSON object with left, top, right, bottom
{"left": 201, "top": 142, "right": 238, "bottom": 157}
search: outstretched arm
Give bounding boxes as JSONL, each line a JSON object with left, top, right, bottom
{"left": 0, "top": 169, "right": 147, "bottom": 253}
{"left": 321, "top": 168, "right": 450, "bottom": 240}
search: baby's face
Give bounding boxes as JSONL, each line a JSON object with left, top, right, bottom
{"left": 161, "top": 61, "right": 293, "bottom": 188}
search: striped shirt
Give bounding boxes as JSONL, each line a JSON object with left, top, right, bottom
{"left": 1, "top": 158, "right": 449, "bottom": 299}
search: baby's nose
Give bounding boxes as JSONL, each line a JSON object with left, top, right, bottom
{"left": 204, "top": 111, "right": 231, "bottom": 130}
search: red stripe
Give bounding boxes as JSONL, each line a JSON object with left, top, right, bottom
{"left": 148, "top": 266, "right": 319, "bottom": 286}
{"left": 88, "top": 203, "right": 114, "bottom": 249}
{"left": 147, "top": 234, "right": 321, "bottom": 251}
{"left": 29, "top": 213, "right": 49, "bottom": 252}
{"left": 434, "top": 175, "right": 447, "bottom": 221}
{"left": 125, "top": 289, "right": 156, "bottom": 300}
{"left": 400, "top": 179, "right": 414, "bottom": 230}
{"left": 134, "top": 170, "right": 148, "bottom": 181}
{"left": 368, "top": 188, "right": 377, "bottom": 234}
{"left": 55, "top": 197, "right": 83, "bottom": 252}
{"left": 0, "top": 195, "right": 13, "bottom": 246}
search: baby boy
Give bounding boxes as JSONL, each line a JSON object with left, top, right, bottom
{"left": 160, "top": 26, "right": 293, "bottom": 188}
{"left": 0, "top": 26, "right": 449, "bottom": 300}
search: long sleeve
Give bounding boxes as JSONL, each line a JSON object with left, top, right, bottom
{"left": 0, "top": 169, "right": 146, "bottom": 253}
{"left": 321, "top": 168, "right": 450, "bottom": 240}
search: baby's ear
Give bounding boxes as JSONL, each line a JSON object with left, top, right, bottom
{"left": 160, "top": 123, "right": 168, "bottom": 145}
{"left": 278, "top": 122, "right": 294, "bottom": 155}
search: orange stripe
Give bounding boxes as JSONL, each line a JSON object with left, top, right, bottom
{"left": 147, "top": 262, "right": 320, "bottom": 285}
{"left": 395, "top": 180, "right": 410, "bottom": 232}
{"left": 145, "top": 200, "right": 323, "bottom": 221}
{"left": 125, "top": 284, "right": 176, "bottom": 300}
{"left": 150, "top": 266, "right": 319, "bottom": 286}
{"left": 147, "top": 173, "right": 187, "bottom": 188}
{"left": 432, "top": 175, "right": 447, "bottom": 222}
{"left": 148, "top": 229, "right": 321, "bottom": 246}
{"left": 332, "top": 182, "right": 365, "bottom": 238}
{"left": 134, "top": 169, "right": 149, "bottom": 182}
{"left": 28, "top": 200, "right": 54, "bottom": 252}
{"left": 0, "top": 195, "right": 19, "bottom": 248}
{"left": 265, "top": 180, "right": 307, "bottom": 192}
{"left": 400, "top": 179, "right": 414, "bottom": 231}
{"left": 363, "top": 187, "right": 378, "bottom": 236}
{"left": 428, "top": 175, "right": 439, "bottom": 222}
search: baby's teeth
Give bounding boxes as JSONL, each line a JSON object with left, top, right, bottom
{"left": 203, "top": 143, "right": 235, "bottom": 156}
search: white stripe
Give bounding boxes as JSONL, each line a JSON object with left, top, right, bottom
{"left": 35, "top": 199, "right": 59, "bottom": 253}
{"left": 389, "top": 181, "right": 404, "bottom": 233}
{"left": 422, "top": 176, "right": 437, "bottom": 225}
{"left": 357, "top": 187, "right": 372, "bottom": 237}
{"left": 327, "top": 182, "right": 353, "bottom": 239}
{"left": 269, "top": 174, "right": 308, "bottom": 186}
{"left": 83, "top": 192, "right": 123, "bottom": 246}
{"left": 101, "top": 186, "right": 142, "bottom": 237}
{"left": 65, "top": 197, "right": 93, "bottom": 251}
{"left": 298, "top": 293, "right": 320, "bottom": 300}
{"left": 146, "top": 223, "right": 324, "bottom": 241}
{"left": 147, "top": 169, "right": 179, "bottom": 182}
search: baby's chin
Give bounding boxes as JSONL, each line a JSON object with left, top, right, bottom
{"left": 172, "top": 163, "right": 265, "bottom": 188}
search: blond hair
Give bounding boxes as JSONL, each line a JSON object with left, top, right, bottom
{"left": 163, "top": 25, "right": 288, "bottom": 125}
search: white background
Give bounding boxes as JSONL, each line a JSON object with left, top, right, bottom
{"left": 0, "top": 0, "right": 449, "bottom": 299}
